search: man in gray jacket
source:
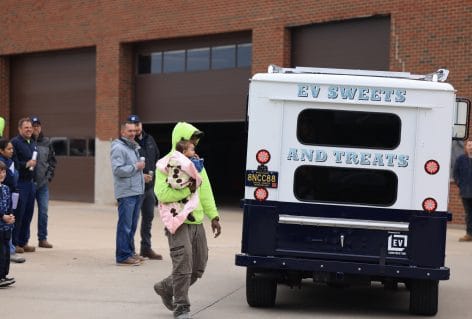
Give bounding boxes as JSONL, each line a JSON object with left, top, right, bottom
{"left": 31, "top": 116, "right": 57, "bottom": 249}
{"left": 110, "top": 121, "right": 145, "bottom": 266}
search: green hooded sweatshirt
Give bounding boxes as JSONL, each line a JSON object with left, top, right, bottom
{"left": 154, "top": 122, "right": 219, "bottom": 224}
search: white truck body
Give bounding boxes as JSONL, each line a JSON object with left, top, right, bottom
{"left": 245, "top": 72, "right": 455, "bottom": 211}
{"left": 237, "top": 66, "right": 468, "bottom": 316}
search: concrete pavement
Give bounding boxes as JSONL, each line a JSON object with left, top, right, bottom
{"left": 4, "top": 201, "right": 472, "bottom": 318}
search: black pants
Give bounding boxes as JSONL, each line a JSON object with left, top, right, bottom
{"left": 140, "top": 187, "right": 156, "bottom": 252}
{"left": 0, "top": 229, "right": 11, "bottom": 279}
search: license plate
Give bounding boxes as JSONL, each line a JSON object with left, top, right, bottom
{"left": 245, "top": 170, "right": 278, "bottom": 188}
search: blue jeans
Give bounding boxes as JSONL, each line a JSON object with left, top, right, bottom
{"left": 13, "top": 180, "right": 35, "bottom": 247}
{"left": 116, "top": 195, "right": 142, "bottom": 262}
{"left": 9, "top": 233, "right": 15, "bottom": 254}
{"left": 35, "top": 184, "right": 50, "bottom": 241}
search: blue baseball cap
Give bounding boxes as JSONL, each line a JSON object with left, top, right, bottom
{"left": 127, "top": 114, "right": 141, "bottom": 123}
{"left": 31, "top": 116, "right": 41, "bottom": 124}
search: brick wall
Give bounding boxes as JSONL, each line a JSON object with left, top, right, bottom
{"left": 0, "top": 0, "right": 470, "bottom": 216}
{"left": 449, "top": 182, "right": 465, "bottom": 224}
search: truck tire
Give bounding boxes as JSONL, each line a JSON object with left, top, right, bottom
{"left": 409, "top": 279, "right": 438, "bottom": 316}
{"left": 246, "top": 268, "right": 277, "bottom": 307}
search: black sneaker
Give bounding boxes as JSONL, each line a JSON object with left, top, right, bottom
{"left": 0, "top": 277, "right": 15, "bottom": 288}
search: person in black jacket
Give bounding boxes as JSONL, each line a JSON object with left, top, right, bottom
{"left": 0, "top": 139, "right": 24, "bottom": 264}
{"left": 11, "top": 118, "right": 38, "bottom": 253}
{"left": 453, "top": 139, "right": 472, "bottom": 242}
{"left": 128, "top": 115, "right": 163, "bottom": 260}
{"left": 0, "top": 161, "right": 16, "bottom": 287}
{"left": 31, "top": 117, "right": 57, "bottom": 248}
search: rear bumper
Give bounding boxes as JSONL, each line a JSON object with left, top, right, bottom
{"left": 235, "top": 253, "right": 450, "bottom": 280}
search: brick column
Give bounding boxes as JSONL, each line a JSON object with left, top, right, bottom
{"left": 449, "top": 182, "right": 465, "bottom": 225}
{"left": 94, "top": 41, "right": 134, "bottom": 204}
{"left": 252, "top": 23, "right": 290, "bottom": 74}
{"left": 96, "top": 41, "right": 120, "bottom": 141}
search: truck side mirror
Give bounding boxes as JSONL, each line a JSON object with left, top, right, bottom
{"left": 453, "top": 98, "right": 471, "bottom": 140}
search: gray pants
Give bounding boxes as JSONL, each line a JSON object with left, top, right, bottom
{"left": 159, "top": 223, "right": 209, "bottom": 317}
{"left": 140, "top": 187, "right": 156, "bottom": 253}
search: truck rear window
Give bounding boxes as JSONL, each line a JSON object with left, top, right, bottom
{"left": 297, "top": 109, "right": 401, "bottom": 149}
{"left": 294, "top": 165, "right": 397, "bottom": 206}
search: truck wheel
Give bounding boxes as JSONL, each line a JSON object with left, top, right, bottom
{"left": 409, "top": 279, "right": 438, "bottom": 316}
{"left": 246, "top": 268, "right": 277, "bottom": 307}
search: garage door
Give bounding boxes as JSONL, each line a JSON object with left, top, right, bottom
{"left": 135, "top": 32, "right": 251, "bottom": 123}
{"left": 10, "top": 48, "right": 96, "bottom": 202}
{"left": 291, "top": 16, "right": 390, "bottom": 70}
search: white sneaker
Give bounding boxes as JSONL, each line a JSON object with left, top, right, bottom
{"left": 10, "top": 254, "right": 25, "bottom": 263}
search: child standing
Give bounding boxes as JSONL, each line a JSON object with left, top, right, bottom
{"left": 0, "top": 138, "right": 23, "bottom": 264}
{"left": 156, "top": 140, "right": 202, "bottom": 234}
{"left": 0, "top": 161, "right": 15, "bottom": 287}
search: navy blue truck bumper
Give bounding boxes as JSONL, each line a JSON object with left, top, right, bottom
{"left": 237, "top": 200, "right": 451, "bottom": 281}
{"left": 235, "top": 254, "right": 450, "bottom": 281}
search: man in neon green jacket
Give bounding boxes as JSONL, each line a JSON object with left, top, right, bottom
{"left": 154, "top": 122, "right": 221, "bottom": 319}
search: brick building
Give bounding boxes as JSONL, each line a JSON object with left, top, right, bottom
{"left": 0, "top": 1, "right": 470, "bottom": 223}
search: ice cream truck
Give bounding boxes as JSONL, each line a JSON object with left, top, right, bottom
{"left": 235, "top": 65, "right": 470, "bottom": 316}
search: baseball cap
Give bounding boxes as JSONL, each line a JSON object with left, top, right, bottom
{"left": 31, "top": 116, "right": 41, "bottom": 124}
{"left": 191, "top": 130, "right": 204, "bottom": 139}
{"left": 127, "top": 114, "right": 141, "bottom": 123}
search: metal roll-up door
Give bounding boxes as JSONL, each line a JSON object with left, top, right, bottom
{"left": 135, "top": 32, "right": 251, "bottom": 123}
{"left": 10, "top": 48, "right": 96, "bottom": 202}
{"left": 291, "top": 16, "right": 390, "bottom": 70}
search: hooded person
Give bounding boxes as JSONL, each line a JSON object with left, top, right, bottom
{"left": 156, "top": 148, "right": 202, "bottom": 234}
{"left": 153, "top": 122, "right": 221, "bottom": 319}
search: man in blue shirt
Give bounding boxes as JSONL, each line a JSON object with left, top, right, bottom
{"left": 11, "top": 118, "right": 38, "bottom": 253}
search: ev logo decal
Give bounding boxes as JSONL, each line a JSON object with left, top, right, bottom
{"left": 387, "top": 233, "right": 408, "bottom": 256}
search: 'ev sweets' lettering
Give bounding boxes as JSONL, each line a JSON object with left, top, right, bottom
{"left": 297, "top": 84, "right": 407, "bottom": 103}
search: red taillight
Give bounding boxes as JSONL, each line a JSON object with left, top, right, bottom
{"left": 424, "top": 160, "right": 440, "bottom": 175}
{"left": 422, "top": 198, "right": 437, "bottom": 212}
{"left": 254, "top": 187, "right": 269, "bottom": 201}
{"left": 256, "top": 149, "right": 271, "bottom": 164}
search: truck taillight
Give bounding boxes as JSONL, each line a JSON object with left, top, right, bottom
{"left": 422, "top": 198, "right": 437, "bottom": 212}
{"left": 254, "top": 187, "right": 268, "bottom": 201}
{"left": 424, "top": 160, "right": 440, "bottom": 175}
{"left": 256, "top": 149, "right": 271, "bottom": 164}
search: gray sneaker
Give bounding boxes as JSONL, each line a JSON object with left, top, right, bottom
{"left": 10, "top": 254, "right": 25, "bottom": 263}
{"left": 153, "top": 282, "right": 174, "bottom": 311}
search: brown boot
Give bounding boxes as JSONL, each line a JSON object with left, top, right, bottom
{"left": 133, "top": 254, "right": 146, "bottom": 262}
{"left": 39, "top": 240, "right": 53, "bottom": 248}
{"left": 22, "top": 245, "right": 36, "bottom": 252}
{"left": 459, "top": 234, "right": 472, "bottom": 242}
{"left": 15, "top": 246, "right": 24, "bottom": 254}
{"left": 141, "top": 248, "right": 163, "bottom": 260}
